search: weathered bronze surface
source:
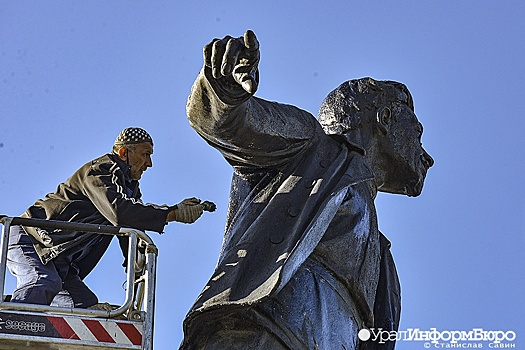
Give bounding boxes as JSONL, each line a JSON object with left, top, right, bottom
{"left": 180, "top": 30, "right": 433, "bottom": 350}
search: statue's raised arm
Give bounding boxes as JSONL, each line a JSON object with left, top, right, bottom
{"left": 187, "top": 30, "right": 318, "bottom": 168}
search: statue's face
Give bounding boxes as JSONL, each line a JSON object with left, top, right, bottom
{"left": 378, "top": 102, "right": 434, "bottom": 197}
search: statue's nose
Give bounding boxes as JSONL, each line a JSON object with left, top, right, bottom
{"left": 422, "top": 149, "right": 434, "bottom": 169}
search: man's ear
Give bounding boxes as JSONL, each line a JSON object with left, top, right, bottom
{"left": 117, "top": 146, "right": 127, "bottom": 161}
{"left": 376, "top": 106, "right": 392, "bottom": 135}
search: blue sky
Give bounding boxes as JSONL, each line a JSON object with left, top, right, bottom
{"left": 1, "top": 1, "right": 524, "bottom": 349}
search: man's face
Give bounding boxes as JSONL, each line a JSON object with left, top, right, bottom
{"left": 127, "top": 142, "right": 153, "bottom": 180}
{"left": 379, "top": 102, "right": 434, "bottom": 197}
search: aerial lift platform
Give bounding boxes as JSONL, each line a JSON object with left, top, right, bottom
{"left": 0, "top": 215, "right": 158, "bottom": 350}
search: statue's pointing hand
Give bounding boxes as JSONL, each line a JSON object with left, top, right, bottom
{"left": 204, "top": 30, "right": 260, "bottom": 94}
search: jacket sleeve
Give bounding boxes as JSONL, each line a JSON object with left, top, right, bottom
{"left": 79, "top": 159, "right": 168, "bottom": 233}
{"left": 186, "top": 67, "right": 319, "bottom": 168}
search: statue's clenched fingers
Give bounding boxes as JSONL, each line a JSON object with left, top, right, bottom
{"left": 202, "top": 31, "right": 259, "bottom": 94}
{"left": 221, "top": 38, "right": 242, "bottom": 76}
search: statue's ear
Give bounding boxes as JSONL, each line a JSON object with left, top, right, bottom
{"left": 376, "top": 106, "right": 392, "bottom": 135}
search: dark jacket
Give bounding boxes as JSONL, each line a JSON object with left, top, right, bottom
{"left": 21, "top": 153, "right": 169, "bottom": 264}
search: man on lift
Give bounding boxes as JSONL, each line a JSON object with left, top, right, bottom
{"left": 7, "top": 127, "right": 205, "bottom": 309}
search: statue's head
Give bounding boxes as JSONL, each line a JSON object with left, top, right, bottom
{"left": 318, "top": 77, "right": 434, "bottom": 197}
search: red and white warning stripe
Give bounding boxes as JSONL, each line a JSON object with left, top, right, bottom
{"left": 47, "top": 316, "right": 142, "bottom": 346}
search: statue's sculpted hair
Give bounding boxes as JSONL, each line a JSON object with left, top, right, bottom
{"left": 318, "top": 77, "right": 414, "bottom": 135}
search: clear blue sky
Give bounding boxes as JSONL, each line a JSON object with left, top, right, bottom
{"left": 1, "top": 1, "right": 524, "bottom": 349}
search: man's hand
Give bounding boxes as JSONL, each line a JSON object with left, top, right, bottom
{"left": 167, "top": 197, "right": 204, "bottom": 224}
{"left": 204, "top": 30, "right": 260, "bottom": 94}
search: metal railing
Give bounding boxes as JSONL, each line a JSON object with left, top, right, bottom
{"left": 0, "top": 215, "right": 158, "bottom": 350}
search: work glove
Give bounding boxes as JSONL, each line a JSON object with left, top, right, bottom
{"left": 169, "top": 197, "right": 204, "bottom": 224}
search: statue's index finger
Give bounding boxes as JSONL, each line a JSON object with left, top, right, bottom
{"left": 243, "top": 30, "right": 259, "bottom": 52}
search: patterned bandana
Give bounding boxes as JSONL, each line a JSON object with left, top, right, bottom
{"left": 114, "top": 127, "right": 153, "bottom": 146}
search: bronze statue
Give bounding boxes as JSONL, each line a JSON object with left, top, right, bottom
{"left": 180, "top": 30, "right": 433, "bottom": 350}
